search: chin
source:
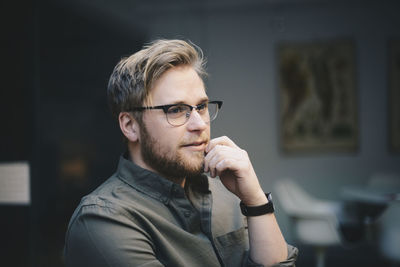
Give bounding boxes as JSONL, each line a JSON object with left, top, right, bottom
{"left": 188, "top": 152, "right": 204, "bottom": 162}
{"left": 184, "top": 158, "right": 204, "bottom": 173}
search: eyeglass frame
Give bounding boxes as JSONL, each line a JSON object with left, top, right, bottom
{"left": 128, "top": 100, "right": 223, "bottom": 126}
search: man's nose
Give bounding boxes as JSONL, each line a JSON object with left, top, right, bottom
{"left": 186, "top": 109, "right": 207, "bottom": 131}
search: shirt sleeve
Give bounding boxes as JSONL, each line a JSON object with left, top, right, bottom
{"left": 243, "top": 244, "right": 299, "bottom": 267}
{"left": 64, "top": 204, "right": 164, "bottom": 267}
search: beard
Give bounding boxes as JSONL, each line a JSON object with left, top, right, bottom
{"left": 139, "top": 123, "right": 206, "bottom": 183}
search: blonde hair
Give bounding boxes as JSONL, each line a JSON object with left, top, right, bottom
{"left": 107, "top": 39, "right": 207, "bottom": 121}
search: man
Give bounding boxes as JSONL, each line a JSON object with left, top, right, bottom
{"left": 64, "top": 39, "right": 298, "bottom": 267}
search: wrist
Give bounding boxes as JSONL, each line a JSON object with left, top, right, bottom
{"left": 240, "top": 192, "right": 274, "bottom": 216}
{"left": 242, "top": 190, "right": 268, "bottom": 206}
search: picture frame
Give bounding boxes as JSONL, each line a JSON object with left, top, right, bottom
{"left": 278, "top": 40, "right": 358, "bottom": 153}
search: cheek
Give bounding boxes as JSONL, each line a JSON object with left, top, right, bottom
{"left": 144, "top": 116, "right": 179, "bottom": 144}
{"left": 155, "top": 129, "right": 182, "bottom": 152}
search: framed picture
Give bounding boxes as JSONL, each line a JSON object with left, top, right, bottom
{"left": 278, "top": 40, "right": 358, "bottom": 153}
{"left": 389, "top": 40, "right": 400, "bottom": 153}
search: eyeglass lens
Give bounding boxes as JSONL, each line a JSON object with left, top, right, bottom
{"left": 166, "top": 102, "right": 219, "bottom": 126}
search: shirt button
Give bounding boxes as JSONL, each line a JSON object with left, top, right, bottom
{"left": 184, "top": 211, "right": 191, "bottom": 217}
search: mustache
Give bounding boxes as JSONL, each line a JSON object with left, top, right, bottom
{"left": 180, "top": 135, "right": 210, "bottom": 147}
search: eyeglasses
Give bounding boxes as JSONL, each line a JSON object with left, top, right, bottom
{"left": 130, "top": 100, "right": 223, "bottom": 126}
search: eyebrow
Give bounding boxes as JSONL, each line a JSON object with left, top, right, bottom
{"left": 197, "top": 97, "right": 210, "bottom": 105}
{"left": 170, "top": 97, "right": 209, "bottom": 106}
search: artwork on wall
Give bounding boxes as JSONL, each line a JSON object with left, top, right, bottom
{"left": 278, "top": 40, "right": 358, "bottom": 153}
{"left": 389, "top": 40, "right": 400, "bottom": 153}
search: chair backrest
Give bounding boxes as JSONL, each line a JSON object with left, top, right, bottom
{"left": 274, "top": 178, "right": 342, "bottom": 246}
{"left": 274, "top": 178, "right": 317, "bottom": 215}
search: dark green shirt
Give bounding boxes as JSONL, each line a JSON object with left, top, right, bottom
{"left": 64, "top": 155, "right": 298, "bottom": 267}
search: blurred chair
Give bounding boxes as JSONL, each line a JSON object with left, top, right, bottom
{"left": 364, "top": 173, "right": 400, "bottom": 224}
{"left": 368, "top": 173, "right": 400, "bottom": 265}
{"left": 377, "top": 202, "right": 400, "bottom": 265}
{"left": 274, "top": 178, "right": 342, "bottom": 267}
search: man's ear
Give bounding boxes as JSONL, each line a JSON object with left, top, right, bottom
{"left": 118, "top": 112, "right": 140, "bottom": 142}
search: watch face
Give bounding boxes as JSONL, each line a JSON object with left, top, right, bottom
{"left": 267, "top": 192, "right": 272, "bottom": 202}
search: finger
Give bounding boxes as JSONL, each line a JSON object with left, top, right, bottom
{"left": 205, "top": 146, "right": 235, "bottom": 177}
{"left": 215, "top": 158, "right": 236, "bottom": 177}
{"left": 206, "top": 151, "right": 222, "bottom": 178}
{"left": 204, "top": 147, "right": 220, "bottom": 177}
{"left": 204, "top": 144, "right": 230, "bottom": 173}
{"left": 206, "top": 136, "right": 238, "bottom": 153}
{"left": 204, "top": 144, "right": 220, "bottom": 172}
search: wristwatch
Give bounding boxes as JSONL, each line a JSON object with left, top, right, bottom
{"left": 240, "top": 193, "right": 274, "bottom": 216}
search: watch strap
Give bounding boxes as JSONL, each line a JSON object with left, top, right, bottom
{"left": 240, "top": 192, "right": 274, "bottom": 216}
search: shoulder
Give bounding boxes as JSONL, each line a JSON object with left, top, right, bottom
{"left": 64, "top": 176, "right": 157, "bottom": 266}
{"left": 67, "top": 174, "right": 154, "bottom": 228}
{"left": 70, "top": 176, "right": 127, "bottom": 217}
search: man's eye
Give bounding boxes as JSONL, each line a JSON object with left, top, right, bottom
{"left": 197, "top": 103, "right": 207, "bottom": 111}
{"left": 168, "top": 105, "right": 186, "bottom": 114}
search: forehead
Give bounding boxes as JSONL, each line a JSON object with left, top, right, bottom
{"left": 149, "top": 65, "right": 208, "bottom": 105}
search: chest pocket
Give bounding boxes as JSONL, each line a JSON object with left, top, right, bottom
{"left": 214, "top": 227, "right": 249, "bottom": 267}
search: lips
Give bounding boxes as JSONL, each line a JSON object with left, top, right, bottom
{"left": 181, "top": 139, "right": 209, "bottom": 152}
{"left": 182, "top": 140, "right": 208, "bottom": 147}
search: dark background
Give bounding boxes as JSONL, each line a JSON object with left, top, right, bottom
{"left": 1, "top": 0, "right": 143, "bottom": 266}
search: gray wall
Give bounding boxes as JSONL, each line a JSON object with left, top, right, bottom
{"left": 130, "top": 1, "right": 400, "bottom": 239}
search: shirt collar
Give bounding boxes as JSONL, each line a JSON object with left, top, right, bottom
{"left": 115, "top": 154, "right": 210, "bottom": 204}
